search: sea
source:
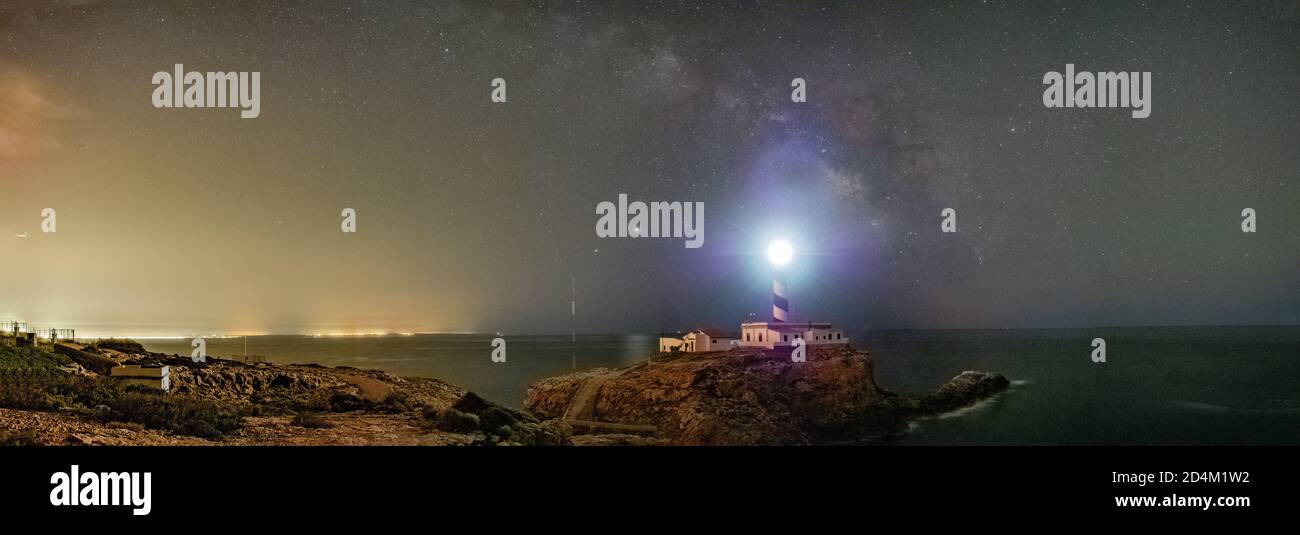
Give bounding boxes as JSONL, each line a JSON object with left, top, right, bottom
{"left": 137, "top": 326, "right": 1300, "bottom": 445}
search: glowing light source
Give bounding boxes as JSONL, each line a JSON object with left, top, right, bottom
{"left": 766, "top": 240, "right": 794, "bottom": 267}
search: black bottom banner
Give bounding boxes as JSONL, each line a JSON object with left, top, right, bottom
{"left": 1, "top": 446, "right": 1287, "bottom": 525}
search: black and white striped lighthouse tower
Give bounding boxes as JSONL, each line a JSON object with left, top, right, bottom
{"left": 772, "top": 275, "right": 789, "bottom": 323}
{"left": 766, "top": 239, "right": 794, "bottom": 323}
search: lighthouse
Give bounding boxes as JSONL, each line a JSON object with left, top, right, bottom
{"left": 672, "top": 238, "right": 850, "bottom": 354}
{"left": 736, "top": 239, "right": 848, "bottom": 350}
{"left": 772, "top": 277, "right": 789, "bottom": 322}
{"left": 767, "top": 239, "right": 793, "bottom": 322}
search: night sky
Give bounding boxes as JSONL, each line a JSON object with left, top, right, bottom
{"left": 1, "top": 1, "right": 1297, "bottom": 337}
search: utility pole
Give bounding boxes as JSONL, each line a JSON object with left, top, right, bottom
{"left": 570, "top": 276, "right": 576, "bottom": 369}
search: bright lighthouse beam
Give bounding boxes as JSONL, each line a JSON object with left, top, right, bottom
{"left": 766, "top": 240, "right": 794, "bottom": 267}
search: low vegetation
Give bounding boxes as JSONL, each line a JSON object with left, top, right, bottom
{"left": 0, "top": 342, "right": 73, "bottom": 372}
{"left": 102, "top": 390, "right": 245, "bottom": 438}
{"left": 423, "top": 393, "right": 571, "bottom": 446}
{"left": 0, "top": 371, "right": 245, "bottom": 439}
{"left": 288, "top": 389, "right": 421, "bottom": 415}
{"left": 90, "top": 338, "right": 147, "bottom": 354}
{"left": 1, "top": 336, "right": 565, "bottom": 446}
{"left": 428, "top": 407, "right": 480, "bottom": 433}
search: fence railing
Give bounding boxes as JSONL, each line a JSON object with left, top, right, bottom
{"left": 0, "top": 323, "right": 75, "bottom": 342}
{"left": 0, "top": 322, "right": 28, "bottom": 335}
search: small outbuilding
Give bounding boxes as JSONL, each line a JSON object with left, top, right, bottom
{"left": 110, "top": 365, "right": 171, "bottom": 392}
{"left": 683, "top": 329, "right": 735, "bottom": 352}
{"left": 659, "top": 336, "right": 685, "bottom": 353}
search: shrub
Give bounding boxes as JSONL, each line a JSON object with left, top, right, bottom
{"left": 101, "top": 390, "right": 245, "bottom": 437}
{"left": 375, "top": 390, "right": 413, "bottom": 413}
{"left": 91, "top": 339, "right": 147, "bottom": 354}
{"left": 328, "top": 392, "right": 370, "bottom": 412}
{"left": 478, "top": 406, "right": 520, "bottom": 432}
{"left": 0, "top": 344, "right": 71, "bottom": 373}
{"left": 0, "top": 372, "right": 101, "bottom": 411}
{"left": 511, "top": 420, "right": 572, "bottom": 447}
{"left": 291, "top": 390, "right": 333, "bottom": 413}
{"left": 429, "top": 408, "right": 480, "bottom": 433}
{"left": 0, "top": 369, "right": 247, "bottom": 440}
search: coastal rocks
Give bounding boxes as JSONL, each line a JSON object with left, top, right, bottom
{"left": 524, "top": 347, "right": 1010, "bottom": 445}
{"left": 921, "top": 371, "right": 1012, "bottom": 414}
{"left": 170, "top": 364, "right": 345, "bottom": 403}
{"left": 522, "top": 368, "right": 603, "bottom": 419}
{"left": 2, "top": 341, "right": 480, "bottom": 446}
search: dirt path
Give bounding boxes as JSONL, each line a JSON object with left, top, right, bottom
{"left": 339, "top": 374, "right": 394, "bottom": 402}
{"left": 558, "top": 371, "right": 661, "bottom": 438}
{"left": 562, "top": 371, "right": 617, "bottom": 420}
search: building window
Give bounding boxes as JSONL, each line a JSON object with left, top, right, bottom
{"left": 783, "top": 334, "right": 788, "bottom": 342}
{"left": 745, "top": 333, "right": 750, "bottom": 342}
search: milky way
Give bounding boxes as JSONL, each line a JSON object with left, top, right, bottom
{"left": 0, "top": 1, "right": 1296, "bottom": 335}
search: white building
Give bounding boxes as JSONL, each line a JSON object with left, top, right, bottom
{"left": 110, "top": 365, "right": 171, "bottom": 391}
{"left": 683, "top": 329, "right": 735, "bottom": 352}
{"left": 737, "top": 322, "right": 847, "bottom": 350}
{"left": 659, "top": 336, "right": 685, "bottom": 352}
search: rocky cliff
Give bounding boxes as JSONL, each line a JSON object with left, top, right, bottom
{"left": 525, "top": 346, "right": 1009, "bottom": 445}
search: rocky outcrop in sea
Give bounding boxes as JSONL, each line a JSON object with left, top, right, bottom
{"left": 525, "top": 346, "right": 1010, "bottom": 445}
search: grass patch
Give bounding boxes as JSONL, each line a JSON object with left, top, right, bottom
{"left": 0, "top": 343, "right": 72, "bottom": 373}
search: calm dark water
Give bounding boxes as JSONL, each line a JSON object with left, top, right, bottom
{"left": 139, "top": 326, "right": 1300, "bottom": 445}
{"left": 864, "top": 326, "right": 1300, "bottom": 445}
{"left": 139, "top": 334, "right": 655, "bottom": 407}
